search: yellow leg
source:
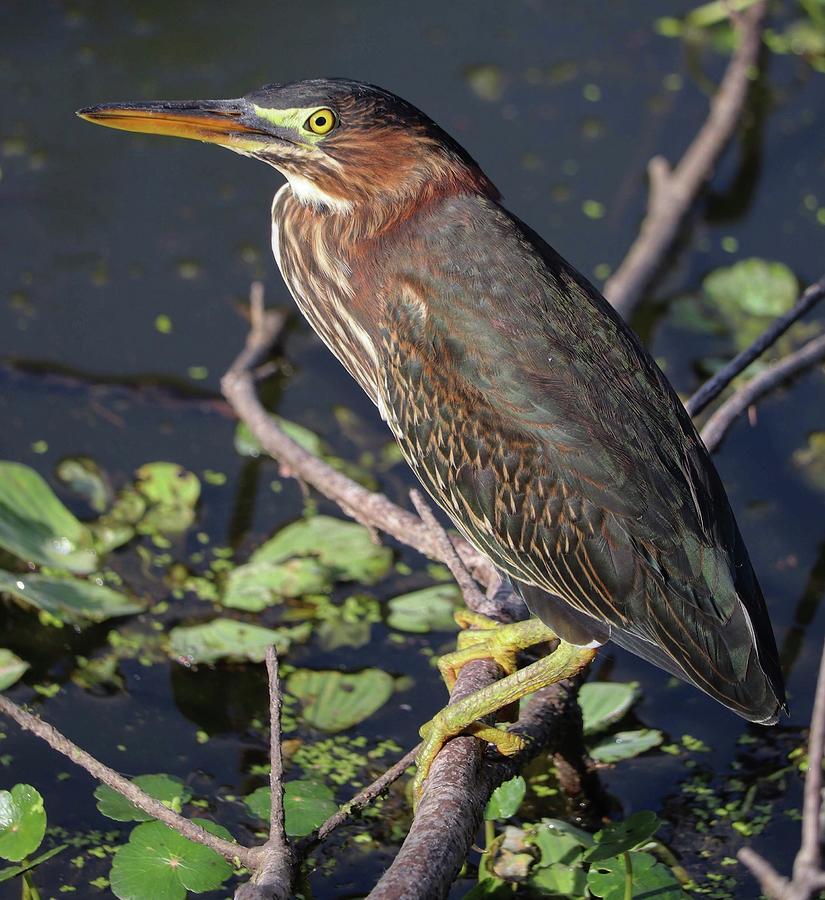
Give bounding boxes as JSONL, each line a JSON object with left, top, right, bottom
{"left": 438, "top": 615, "right": 559, "bottom": 690}
{"left": 414, "top": 640, "right": 596, "bottom": 802}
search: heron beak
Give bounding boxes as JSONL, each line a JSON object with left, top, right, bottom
{"left": 76, "top": 99, "right": 269, "bottom": 147}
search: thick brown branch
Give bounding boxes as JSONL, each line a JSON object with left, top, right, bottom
{"left": 0, "top": 693, "right": 252, "bottom": 867}
{"left": 688, "top": 273, "right": 825, "bottom": 417}
{"left": 604, "top": 2, "right": 766, "bottom": 318}
{"left": 700, "top": 331, "right": 825, "bottom": 452}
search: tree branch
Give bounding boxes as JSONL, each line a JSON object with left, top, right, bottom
{"left": 604, "top": 2, "right": 766, "bottom": 318}
{"left": 0, "top": 693, "right": 253, "bottom": 868}
{"left": 687, "top": 273, "right": 825, "bottom": 418}
{"left": 235, "top": 648, "right": 297, "bottom": 900}
{"left": 738, "top": 639, "right": 825, "bottom": 900}
{"left": 700, "top": 331, "right": 825, "bottom": 452}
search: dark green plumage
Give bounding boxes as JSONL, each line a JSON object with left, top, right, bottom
{"left": 377, "top": 192, "right": 784, "bottom": 723}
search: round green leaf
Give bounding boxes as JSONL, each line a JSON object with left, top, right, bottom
{"left": 0, "top": 461, "right": 98, "bottom": 572}
{"left": 578, "top": 682, "right": 638, "bottom": 735}
{"left": 0, "top": 784, "right": 46, "bottom": 862}
{"left": 587, "top": 850, "right": 686, "bottom": 900}
{"left": 386, "top": 584, "right": 462, "bottom": 633}
{"left": 252, "top": 516, "right": 392, "bottom": 584}
{"left": 221, "top": 558, "right": 332, "bottom": 611}
{"left": 109, "top": 819, "right": 232, "bottom": 900}
{"left": 95, "top": 775, "right": 192, "bottom": 823}
{"left": 245, "top": 780, "right": 337, "bottom": 837}
{"left": 169, "top": 619, "right": 311, "bottom": 665}
{"left": 585, "top": 811, "right": 660, "bottom": 862}
{"left": 0, "top": 570, "right": 144, "bottom": 624}
{"left": 286, "top": 668, "right": 394, "bottom": 732}
{"left": 589, "top": 728, "right": 663, "bottom": 762}
{"left": 0, "top": 650, "right": 28, "bottom": 691}
{"left": 484, "top": 776, "right": 526, "bottom": 820}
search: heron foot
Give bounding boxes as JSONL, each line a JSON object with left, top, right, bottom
{"left": 413, "top": 640, "right": 596, "bottom": 804}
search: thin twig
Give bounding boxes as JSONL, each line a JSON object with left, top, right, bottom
{"left": 234, "top": 648, "right": 297, "bottom": 900}
{"left": 409, "top": 489, "right": 500, "bottom": 619}
{"left": 267, "top": 648, "right": 288, "bottom": 853}
{"left": 0, "top": 694, "right": 253, "bottom": 867}
{"left": 738, "top": 640, "right": 825, "bottom": 899}
{"left": 604, "top": 2, "right": 766, "bottom": 318}
{"left": 687, "top": 273, "right": 825, "bottom": 417}
{"left": 305, "top": 744, "right": 421, "bottom": 846}
{"left": 700, "top": 331, "right": 825, "bottom": 452}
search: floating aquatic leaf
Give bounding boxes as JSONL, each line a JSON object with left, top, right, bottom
{"left": 245, "top": 779, "right": 337, "bottom": 837}
{"left": 0, "top": 784, "right": 46, "bottom": 862}
{"left": 585, "top": 811, "right": 661, "bottom": 862}
{"left": 535, "top": 818, "right": 595, "bottom": 850}
{"left": 221, "top": 558, "right": 332, "bottom": 611}
{"left": 0, "top": 649, "right": 28, "bottom": 691}
{"left": 314, "top": 594, "right": 380, "bottom": 651}
{"left": 529, "top": 825, "right": 589, "bottom": 868}
{"left": 135, "top": 463, "right": 200, "bottom": 534}
{"left": 55, "top": 457, "right": 111, "bottom": 513}
{"left": 0, "top": 461, "right": 98, "bottom": 572}
{"left": 530, "top": 861, "right": 588, "bottom": 897}
{"left": 578, "top": 682, "right": 638, "bottom": 735}
{"left": 0, "top": 571, "right": 144, "bottom": 624}
{"left": 109, "top": 819, "right": 233, "bottom": 900}
{"left": 587, "top": 850, "right": 686, "bottom": 900}
{"left": 95, "top": 775, "right": 192, "bottom": 823}
{"left": 287, "top": 668, "right": 395, "bottom": 732}
{"left": 234, "top": 416, "right": 324, "bottom": 459}
{"left": 169, "top": 618, "right": 311, "bottom": 665}
{"left": 386, "top": 584, "right": 462, "bottom": 633}
{"left": 485, "top": 776, "right": 526, "bottom": 820}
{"left": 465, "top": 64, "right": 505, "bottom": 101}
{"left": 589, "top": 728, "right": 664, "bottom": 762}
{"left": 793, "top": 432, "right": 825, "bottom": 492}
{"left": 703, "top": 258, "right": 797, "bottom": 319}
{"left": 253, "top": 516, "right": 392, "bottom": 584}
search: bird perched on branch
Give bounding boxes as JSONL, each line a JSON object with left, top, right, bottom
{"left": 79, "top": 78, "right": 786, "bottom": 797}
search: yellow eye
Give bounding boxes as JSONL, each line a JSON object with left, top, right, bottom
{"left": 305, "top": 108, "right": 336, "bottom": 135}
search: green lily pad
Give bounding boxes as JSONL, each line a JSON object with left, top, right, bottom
{"left": 235, "top": 416, "right": 324, "bottom": 459}
{"left": 0, "top": 461, "right": 98, "bottom": 573}
{"left": 485, "top": 776, "right": 526, "bottom": 820}
{"left": 95, "top": 775, "right": 192, "bottom": 823}
{"left": 55, "top": 457, "right": 111, "bottom": 514}
{"left": 587, "top": 850, "right": 686, "bottom": 900}
{"left": 109, "top": 819, "right": 233, "bottom": 900}
{"left": 703, "top": 258, "right": 797, "bottom": 319}
{"left": 0, "top": 571, "right": 144, "bottom": 624}
{"left": 386, "top": 584, "right": 462, "bottom": 633}
{"left": 579, "top": 682, "right": 638, "bottom": 735}
{"left": 535, "top": 818, "right": 595, "bottom": 850}
{"left": 0, "top": 784, "right": 46, "bottom": 862}
{"left": 793, "top": 432, "right": 825, "bottom": 492}
{"left": 590, "top": 728, "right": 663, "bottom": 762}
{"left": 245, "top": 779, "right": 338, "bottom": 837}
{"left": 253, "top": 516, "right": 392, "bottom": 584}
{"left": 221, "top": 558, "right": 332, "bottom": 611}
{"left": 135, "top": 463, "right": 200, "bottom": 535}
{"left": 0, "top": 650, "right": 28, "bottom": 691}
{"left": 529, "top": 824, "right": 589, "bottom": 867}
{"left": 287, "top": 668, "right": 395, "bottom": 732}
{"left": 169, "top": 619, "right": 311, "bottom": 665}
{"left": 585, "top": 811, "right": 661, "bottom": 862}
{"left": 530, "top": 861, "right": 588, "bottom": 897}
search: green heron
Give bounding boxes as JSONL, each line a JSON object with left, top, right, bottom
{"left": 79, "top": 79, "right": 786, "bottom": 797}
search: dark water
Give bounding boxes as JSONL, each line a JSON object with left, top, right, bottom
{"left": 1, "top": 1, "right": 824, "bottom": 897}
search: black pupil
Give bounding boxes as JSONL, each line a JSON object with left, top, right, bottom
{"left": 315, "top": 115, "right": 327, "bottom": 127}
